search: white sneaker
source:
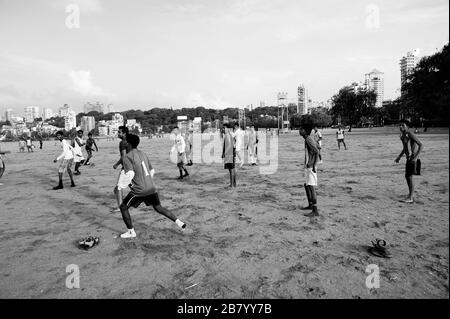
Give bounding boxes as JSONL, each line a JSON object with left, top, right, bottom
{"left": 319, "top": 160, "right": 323, "bottom": 164}
{"left": 120, "top": 229, "right": 136, "bottom": 238}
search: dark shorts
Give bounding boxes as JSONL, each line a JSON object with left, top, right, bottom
{"left": 123, "top": 192, "right": 161, "bottom": 208}
{"left": 405, "top": 159, "right": 421, "bottom": 177}
{"left": 86, "top": 148, "right": 93, "bottom": 156}
{"left": 224, "top": 163, "right": 235, "bottom": 169}
{"left": 337, "top": 139, "right": 344, "bottom": 142}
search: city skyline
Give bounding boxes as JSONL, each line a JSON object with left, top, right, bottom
{"left": 0, "top": 0, "right": 448, "bottom": 115}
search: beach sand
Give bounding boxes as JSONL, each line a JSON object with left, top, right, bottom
{"left": 0, "top": 127, "right": 448, "bottom": 299}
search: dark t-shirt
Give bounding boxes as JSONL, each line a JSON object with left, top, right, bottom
{"left": 123, "top": 149, "right": 156, "bottom": 196}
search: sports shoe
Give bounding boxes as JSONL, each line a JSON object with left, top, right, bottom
{"left": 53, "top": 184, "right": 63, "bottom": 190}
{"left": 120, "top": 229, "right": 136, "bottom": 238}
{"left": 300, "top": 205, "right": 313, "bottom": 210}
{"left": 304, "top": 211, "right": 319, "bottom": 217}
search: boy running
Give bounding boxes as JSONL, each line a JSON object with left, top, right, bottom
{"left": 300, "top": 122, "right": 320, "bottom": 217}
{"left": 73, "top": 130, "right": 85, "bottom": 175}
{"left": 84, "top": 132, "right": 98, "bottom": 165}
{"left": 336, "top": 126, "right": 347, "bottom": 150}
{"left": 395, "top": 120, "right": 423, "bottom": 203}
{"left": 53, "top": 131, "right": 76, "bottom": 189}
{"left": 222, "top": 123, "right": 237, "bottom": 187}
{"left": 113, "top": 126, "right": 129, "bottom": 211}
{"left": 117, "top": 134, "right": 187, "bottom": 238}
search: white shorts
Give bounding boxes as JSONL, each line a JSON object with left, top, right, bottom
{"left": 116, "top": 169, "right": 125, "bottom": 184}
{"left": 305, "top": 168, "right": 318, "bottom": 186}
{"left": 74, "top": 154, "right": 84, "bottom": 163}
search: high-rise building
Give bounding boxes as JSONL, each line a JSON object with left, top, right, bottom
{"left": 42, "top": 108, "right": 54, "bottom": 120}
{"left": 84, "top": 101, "right": 104, "bottom": 114}
{"left": 24, "top": 106, "right": 40, "bottom": 123}
{"left": 80, "top": 116, "right": 96, "bottom": 133}
{"left": 400, "top": 49, "right": 420, "bottom": 95}
{"left": 365, "top": 69, "right": 384, "bottom": 108}
{"left": 297, "top": 85, "right": 308, "bottom": 114}
{"left": 59, "top": 104, "right": 71, "bottom": 117}
{"left": 65, "top": 109, "right": 77, "bottom": 131}
{"left": 5, "top": 109, "right": 13, "bottom": 122}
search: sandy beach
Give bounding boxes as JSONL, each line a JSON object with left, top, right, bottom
{"left": 0, "top": 126, "right": 448, "bottom": 299}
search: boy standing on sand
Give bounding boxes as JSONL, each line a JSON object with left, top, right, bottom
{"left": 53, "top": 131, "right": 76, "bottom": 189}
{"left": 232, "top": 123, "right": 245, "bottom": 168}
{"left": 247, "top": 125, "right": 258, "bottom": 166}
{"left": 336, "top": 126, "right": 347, "bottom": 150}
{"left": 300, "top": 122, "right": 320, "bottom": 217}
{"left": 171, "top": 128, "right": 189, "bottom": 179}
{"left": 84, "top": 132, "right": 98, "bottom": 165}
{"left": 113, "top": 126, "right": 129, "bottom": 211}
{"left": 117, "top": 134, "right": 187, "bottom": 238}
{"left": 395, "top": 120, "right": 423, "bottom": 203}
{"left": 222, "top": 123, "right": 236, "bottom": 187}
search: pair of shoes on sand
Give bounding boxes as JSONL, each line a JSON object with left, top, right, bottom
{"left": 78, "top": 236, "right": 100, "bottom": 250}
{"left": 368, "top": 239, "right": 392, "bottom": 258}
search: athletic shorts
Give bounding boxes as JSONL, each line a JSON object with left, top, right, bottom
{"left": 116, "top": 169, "right": 125, "bottom": 183}
{"left": 337, "top": 139, "right": 344, "bottom": 143}
{"left": 86, "top": 148, "right": 93, "bottom": 156}
{"left": 177, "top": 153, "right": 186, "bottom": 167}
{"left": 405, "top": 159, "right": 421, "bottom": 177}
{"left": 305, "top": 168, "right": 318, "bottom": 186}
{"left": 58, "top": 158, "right": 74, "bottom": 173}
{"left": 123, "top": 192, "right": 161, "bottom": 208}
{"left": 73, "top": 154, "right": 84, "bottom": 163}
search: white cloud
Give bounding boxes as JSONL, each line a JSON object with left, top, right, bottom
{"left": 186, "top": 92, "right": 232, "bottom": 108}
{"left": 69, "top": 70, "right": 103, "bottom": 96}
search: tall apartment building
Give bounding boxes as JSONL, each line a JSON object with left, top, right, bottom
{"left": 42, "top": 107, "right": 54, "bottom": 120}
{"left": 24, "top": 106, "right": 40, "bottom": 123}
{"left": 5, "top": 109, "right": 13, "bottom": 122}
{"left": 365, "top": 69, "right": 384, "bottom": 108}
{"left": 80, "top": 116, "right": 96, "bottom": 133}
{"left": 59, "top": 104, "right": 71, "bottom": 117}
{"left": 64, "top": 109, "right": 77, "bottom": 131}
{"left": 297, "top": 85, "right": 308, "bottom": 115}
{"left": 400, "top": 49, "right": 420, "bottom": 95}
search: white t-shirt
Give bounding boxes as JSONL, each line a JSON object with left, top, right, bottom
{"left": 73, "top": 137, "right": 84, "bottom": 156}
{"left": 233, "top": 129, "right": 245, "bottom": 150}
{"left": 57, "top": 139, "right": 74, "bottom": 160}
{"left": 337, "top": 129, "right": 344, "bottom": 139}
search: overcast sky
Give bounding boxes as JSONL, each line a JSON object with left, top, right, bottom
{"left": 0, "top": 0, "right": 448, "bottom": 115}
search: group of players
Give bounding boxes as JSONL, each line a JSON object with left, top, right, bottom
{"left": 49, "top": 119, "right": 423, "bottom": 239}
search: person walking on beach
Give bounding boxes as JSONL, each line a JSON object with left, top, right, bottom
{"left": 300, "top": 121, "right": 320, "bottom": 217}
{"left": 184, "top": 131, "right": 193, "bottom": 166}
{"left": 395, "top": 120, "right": 423, "bottom": 203}
{"left": 26, "top": 136, "right": 33, "bottom": 152}
{"left": 113, "top": 126, "right": 129, "bottom": 211}
{"left": 313, "top": 126, "right": 323, "bottom": 164}
{"left": 73, "top": 130, "right": 85, "bottom": 175}
{"left": 171, "top": 128, "right": 189, "bottom": 179}
{"left": 336, "top": 126, "right": 347, "bottom": 150}
{"left": 247, "top": 125, "right": 258, "bottom": 166}
{"left": 18, "top": 139, "right": 26, "bottom": 152}
{"left": 232, "top": 123, "right": 245, "bottom": 168}
{"left": 222, "top": 123, "right": 237, "bottom": 187}
{"left": 117, "top": 134, "right": 187, "bottom": 238}
{"left": 53, "top": 131, "right": 75, "bottom": 190}
{"left": 84, "top": 132, "right": 98, "bottom": 165}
